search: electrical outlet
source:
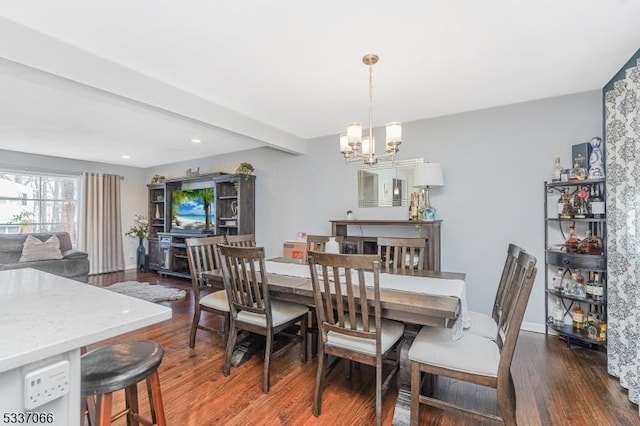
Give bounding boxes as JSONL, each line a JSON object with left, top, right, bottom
{"left": 24, "top": 360, "right": 70, "bottom": 410}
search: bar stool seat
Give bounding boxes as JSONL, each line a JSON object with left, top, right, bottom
{"left": 81, "top": 340, "right": 166, "bottom": 426}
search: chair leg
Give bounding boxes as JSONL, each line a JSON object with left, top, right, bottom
{"left": 300, "top": 315, "right": 308, "bottom": 363}
{"left": 222, "top": 312, "right": 230, "bottom": 344}
{"left": 82, "top": 395, "right": 96, "bottom": 426}
{"left": 410, "top": 362, "right": 420, "bottom": 426}
{"left": 124, "top": 383, "right": 139, "bottom": 426}
{"left": 375, "top": 359, "right": 382, "bottom": 426}
{"left": 223, "top": 324, "right": 238, "bottom": 376}
{"left": 189, "top": 305, "right": 201, "bottom": 348}
{"left": 313, "top": 352, "right": 327, "bottom": 417}
{"left": 497, "top": 373, "right": 518, "bottom": 426}
{"left": 263, "top": 329, "right": 273, "bottom": 393}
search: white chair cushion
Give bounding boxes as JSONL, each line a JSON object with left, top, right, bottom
{"left": 408, "top": 326, "right": 500, "bottom": 378}
{"left": 327, "top": 317, "right": 404, "bottom": 356}
{"left": 200, "top": 290, "right": 229, "bottom": 312}
{"left": 237, "top": 299, "right": 308, "bottom": 327}
{"left": 466, "top": 311, "right": 498, "bottom": 340}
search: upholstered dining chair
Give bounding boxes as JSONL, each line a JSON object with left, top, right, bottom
{"left": 224, "top": 233, "right": 256, "bottom": 247}
{"left": 466, "top": 243, "right": 524, "bottom": 340}
{"left": 218, "top": 244, "right": 308, "bottom": 393}
{"left": 185, "top": 236, "right": 229, "bottom": 349}
{"left": 408, "top": 251, "right": 537, "bottom": 426}
{"left": 308, "top": 251, "right": 404, "bottom": 426}
{"left": 376, "top": 237, "right": 427, "bottom": 271}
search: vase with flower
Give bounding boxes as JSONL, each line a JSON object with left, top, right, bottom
{"left": 126, "top": 214, "right": 149, "bottom": 271}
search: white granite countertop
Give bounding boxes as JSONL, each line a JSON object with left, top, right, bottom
{"left": 0, "top": 268, "right": 172, "bottom": 373}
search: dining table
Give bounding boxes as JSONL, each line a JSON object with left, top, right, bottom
{"left": 203, "top": 258, "right": 467, "bottom": 426}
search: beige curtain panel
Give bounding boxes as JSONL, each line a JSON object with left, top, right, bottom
{"left": 79, "top": 172, "right": 124, "bottom": 275}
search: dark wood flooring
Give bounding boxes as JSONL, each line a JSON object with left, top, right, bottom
{"left": 88, "top": 271, "right": 638, "bottom": 426}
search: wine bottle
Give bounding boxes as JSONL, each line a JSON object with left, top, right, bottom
{"left": 591, "top": 185, "right": 605, "bottom": 218}
{"left": 557, "top": 190, "right": 565, "bottom": 218}
{"left": 572, "top": 305, "right": 585, "bottom": 330}
{"left": 553, "top": 298, "right": 564, "bottom": 327}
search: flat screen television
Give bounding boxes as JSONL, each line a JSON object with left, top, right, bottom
{"left": 171, "top": 187, "right": 215, "bottom": 233}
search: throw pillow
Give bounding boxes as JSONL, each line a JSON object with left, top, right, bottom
{"left": 19, "top": 235, "right": 64, "bottom": 262}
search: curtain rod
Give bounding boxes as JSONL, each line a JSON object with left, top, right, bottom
{"left": 0, "top": 164, "right": 124, "bottom": 180}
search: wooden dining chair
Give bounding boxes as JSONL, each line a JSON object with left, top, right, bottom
{"left": 308, "top": 251, "right": 404, "bottom": 426}
{"left": 218, "top": 244, "right": 308, "bottom": 393}
{"left": 408, "top": 251, "right": 537, "bottom": 426}
{"left": 224, "top": 233, "right": 256, "bottom": 247}
{"left": 185, "top": 236, "right": 229, "bottom": 348}
{"left": 376, "top": 237, "right": 426, "bottom": 271}
{"left": 466, "top": 243, "right": 524, "bottom": 340}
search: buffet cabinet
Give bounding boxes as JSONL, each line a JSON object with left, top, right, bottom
{"left": 544, "top": 179, "right": 607, "bottom": 348}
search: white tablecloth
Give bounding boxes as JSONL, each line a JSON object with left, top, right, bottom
{"left": 263, "top": 261, "right": 470, "bottom": 339}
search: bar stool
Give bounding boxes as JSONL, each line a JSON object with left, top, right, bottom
{"left": 81, "top": 341, "right": 166, "bottom": 426}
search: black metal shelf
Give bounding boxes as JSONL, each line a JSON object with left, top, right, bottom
{"left": 546, "top": 322, "right": 606, "bottom": 347}
{"left": 545, "top": 178, "right": 605, "bottom": 188}
{"left": 545, "top": 288, "right": 606, "bottom": 306}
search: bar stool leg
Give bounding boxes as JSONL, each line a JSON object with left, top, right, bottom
{"left": 125, "top": 384, "right": 139, "bottom": 426}
{"left": 96, "top": 394, "right": 113, "bottom": 426}
{"left": 147, "top": 370, "right": 166, "bottom": 426}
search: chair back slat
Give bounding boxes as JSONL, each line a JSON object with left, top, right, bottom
{"left": 496, "top": 251, "right": 537, "bottom": 373}
{"left": 225, "top": 234, "right": 256, "bottom": 247}
{"left": 219, "top": 244, "right": 271, "bottom": 321}
{"left": 308, "top": 252, "right": 380, "bottom": 343}
{"left": 492, "top": 243, "right": 525, "bottom": 324}
{"left": 376, "top": 237, "right": 426, "bottom": 271}
{"left": 185, "top": 236, "right": 226, "bottom": 297}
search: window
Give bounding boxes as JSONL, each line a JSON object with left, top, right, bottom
{"left": 0, "top": 171, "right": 81, "bottom": 245}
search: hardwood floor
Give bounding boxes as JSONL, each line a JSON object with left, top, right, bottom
{"left": 88, "top": 271, "right": 637, "bottom": 425}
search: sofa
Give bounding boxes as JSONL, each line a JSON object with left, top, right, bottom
{"left": 0, "top": 232, "right": 90, "bottom": 282}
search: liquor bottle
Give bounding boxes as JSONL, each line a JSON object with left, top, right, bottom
{"left": 597, "top": 321, "right": 607, "bottom": 342}
{"left": 552, "top": 298, "right": 564, "bottom": 327}
{"left": 569, "top": 154, "right": 587, "bottom": 181}
{"left": 551, "top": 157, "right": 564, "bottom": 182}
{"left": 573, "top": 187, "right": 589, "bottom": 219}
{"left": 560, "top": 192, "right": 575, "bottom": 219}
{"left": 557, "top": 190, "right": 565, "bottom": 217}
{"left": 572, "top": 305, "right": 585, "bottom": 331}
{"left": 592, "top": 272, "right": 604, "bottom": 302}
{"left": 591, "top": 185, "right": 605, "bottom": 218}
{"left": 551, "top": 268, "right": 564, "bottom": 291}
{"left": 586, "top": 186, "right": 595, "bottom": 218}
{"left": 565, "top": 224, "right": 580, "bottom": 252}
{"left": 572, "top": 270, "right": 586, "bottom": 298}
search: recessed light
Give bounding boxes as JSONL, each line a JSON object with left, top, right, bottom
{"left": 191, "top": 138, "right": 202, "bottom": 144}
{"left": 122, "top": 155, "right": 130, "bottom": 159}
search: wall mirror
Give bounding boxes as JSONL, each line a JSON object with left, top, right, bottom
{"left": 358, "top": 158, "right": 423, "bottom": 207}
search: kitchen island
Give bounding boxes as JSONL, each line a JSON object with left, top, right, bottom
{"left": 0, "top": 268, "right": 171, "bottom": 426}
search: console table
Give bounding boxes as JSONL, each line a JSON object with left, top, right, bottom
{"left": 330, "top": 219, "right": 441, "bottom": 271}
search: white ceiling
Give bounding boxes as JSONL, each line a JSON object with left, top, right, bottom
{"left": 0, "top": 0, "right": 639, "bottom": 168}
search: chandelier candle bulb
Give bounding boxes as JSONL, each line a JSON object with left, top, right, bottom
{"left": 339, "top": 133, "right": 351, "bottom": 154}
{"left": 347, "top": 122, "right": 362, "bottom": 147}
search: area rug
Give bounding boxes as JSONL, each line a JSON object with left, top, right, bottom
{"left": 104, "top": 281, "right": 186, "bottom": 303}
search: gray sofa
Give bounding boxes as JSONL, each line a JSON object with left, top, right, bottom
{"left": 0, "top": 232, "right": 89, "bottom": 282}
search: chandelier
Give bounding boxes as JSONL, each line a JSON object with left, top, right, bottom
{"left": 340, "top": 53, "right": 402, "bottom": 165}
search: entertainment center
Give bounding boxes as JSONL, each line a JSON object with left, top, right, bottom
{"left": 146, "top": 172, "right": 255, "bottom": 278}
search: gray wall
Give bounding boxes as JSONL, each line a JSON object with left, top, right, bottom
{"left": 148, "top": 90, "right": 603, "bottom": 331}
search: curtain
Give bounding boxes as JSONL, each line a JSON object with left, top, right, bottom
{"left": 604, "top": 57, "right": 640, "bottom": 411}
{"left": 79, "top": 172, "right": 124, "bottom": 275}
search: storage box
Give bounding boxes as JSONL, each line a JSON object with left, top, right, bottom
{"left": 283, "top": 240, "right": 307, "bottom": 260}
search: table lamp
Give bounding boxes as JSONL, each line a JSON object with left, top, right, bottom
{"left": 413, "top": 162, "right": 444, "bottom": 220}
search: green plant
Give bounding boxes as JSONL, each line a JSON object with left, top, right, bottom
{"left": 10, "top": 210, "right": 33, "bottom": 226}
{"left": 150, "top": 174, "right": 165, "bottom": 184}
{"left": 236, "top": 162, "right": 254, "bottom": 175}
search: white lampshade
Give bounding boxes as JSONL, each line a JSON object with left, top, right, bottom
{"left": 339, "top": 133, "right": 352, "bottom": 154}
{"left": 361, "top": 136, "right": 375, "bottom": 156}
{"left": 414, "top": 163, "right": 444, "bottom": 187}
{"left": 385, "top": 122, "right": 402, "bottom": 143}
{"left": 347, "top": 122, "right": 362, "bottom": 145}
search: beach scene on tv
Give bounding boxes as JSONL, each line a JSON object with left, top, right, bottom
{"left": 171, "top": 188, "right": 215, "bottom": 232}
